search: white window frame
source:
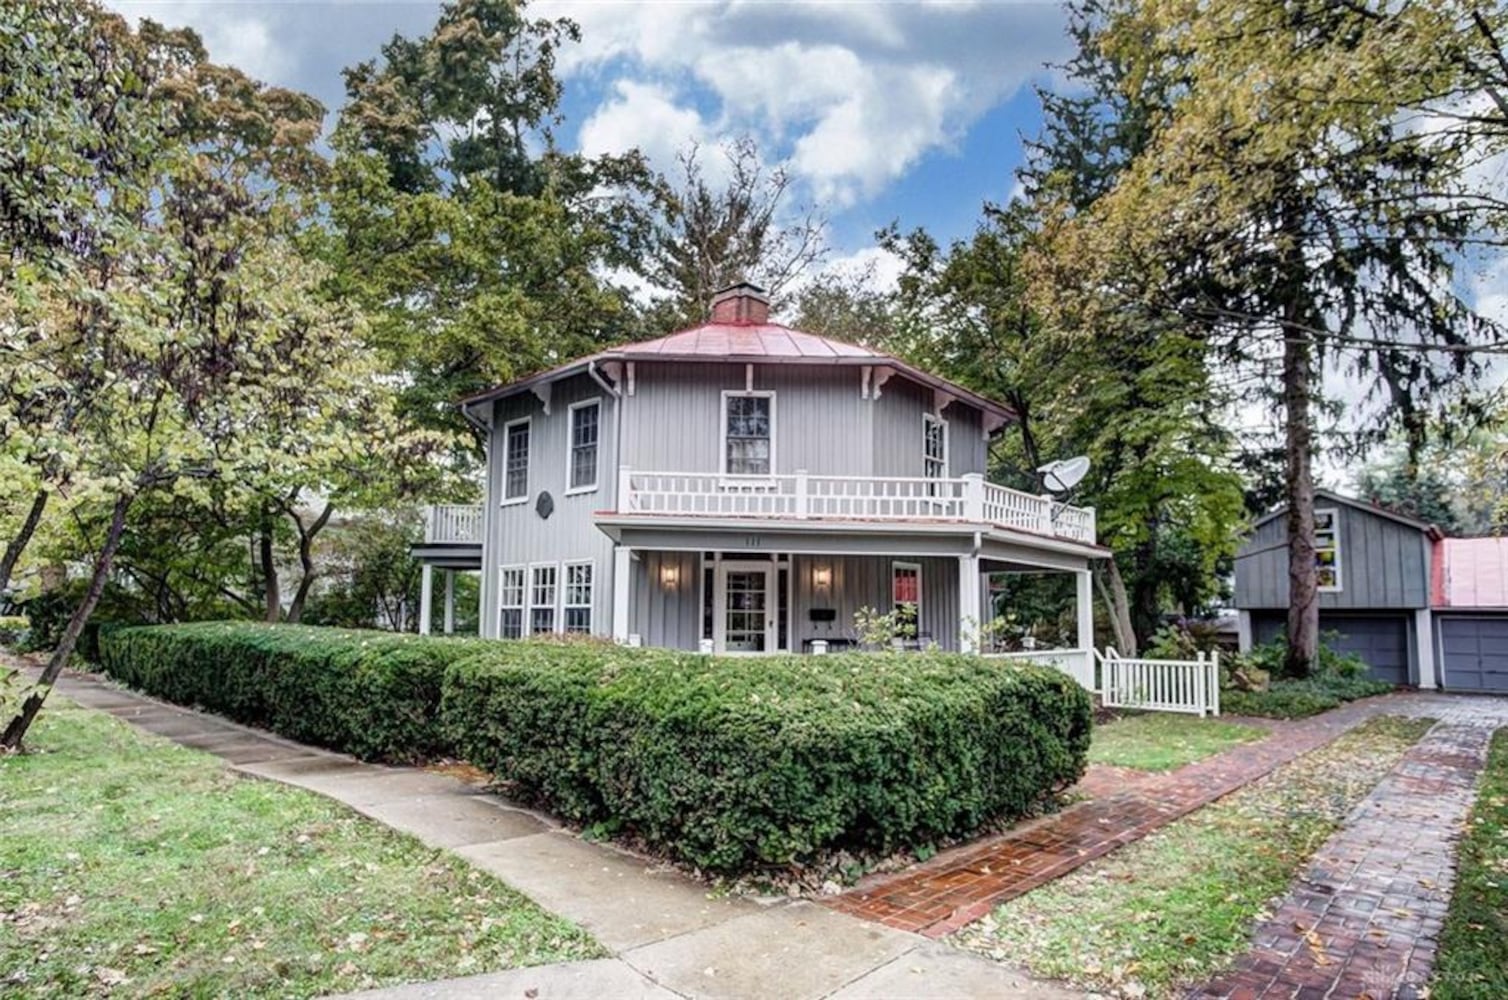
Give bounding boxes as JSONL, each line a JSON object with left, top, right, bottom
{"left": 923, "top": 413, "right": 949, "bottom": 479}
{"left": 498, "top": 565, "right": 526, "bottom": 640}
{"left": 720, "top": 389, "right": 777, "bottom": 481}
{"left": 529, "top": 562, "right": 558, "bottom": 635}
{"left": 501, "top": 417, "right": 531, "bottom": 506}
{"left": 564, "top": 398, "right": 602, "bottom": 496}
{"left": 892, "top": 561, "right": 923, "bottom": 622}
{"left": 563, "top": 559, "right": 595, "bottom": 633}
{"left": 1314, "top": 507, "right": 1343, "bottom": 593}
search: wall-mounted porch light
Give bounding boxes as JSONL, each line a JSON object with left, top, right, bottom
{"left": 660, "top": 563, "right": 680, "bottom": 589}
{"left": 812, "top": 564, "right": 832, "bottom": 591}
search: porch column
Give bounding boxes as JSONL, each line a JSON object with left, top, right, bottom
{"left": 959, "top": 553, "right": 982, "bottom": 653}
{"left": 612, "top": 545, "right": 632, "bottom": 643}
{"left": 443, "top": 570, "right": 455, "bottom": 635}
{"left": 1415, "top": 608, "right": 1438, "bottom": 690}
{"left": 1236, "top": 610, "right": 1254, "bottom": 653}
{"left": 419, "top": 563, "right": 433, "bottom": 636}
{"left": 1075, "top": 569, "right": 1094, "bottom": 651}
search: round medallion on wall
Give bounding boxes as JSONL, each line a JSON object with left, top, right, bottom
{"left": 535, "top": 491, "right": 554, "bottom": 520}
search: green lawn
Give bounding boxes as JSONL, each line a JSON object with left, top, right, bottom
{"left": 1088, "top": 712, "right": 1265, "bottom": 771}
{"left": 0, "top": 701, "right": 603, "bottom": 998}
{"left": 1433, "top": 728, "right": 1508, "bottom": 1000}
{"left": 958, "top": 715, "right": 1434, "bottom": 998}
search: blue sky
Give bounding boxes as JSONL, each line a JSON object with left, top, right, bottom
{"left": 108, "top": 1, "right": 1072, "bottom": 277}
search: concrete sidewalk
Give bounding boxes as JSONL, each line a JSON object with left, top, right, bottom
{"left": 18, "top": 664, "right": 1076, "bottom": 1000}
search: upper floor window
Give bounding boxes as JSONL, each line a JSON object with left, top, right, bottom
{"left": 503, "top": 418, "right": 530, "bottom": 503}
{"left": 567, "top": 400, "right": 600, "bottom": 493}
{"left": 723, "top": 391, "right": 774, "bottom": 477}
{"left": 1314, "top": 508, "right": 1342, "bottom": 591}
{"left": 923, "top": 414, "right": 948, "bottom": 479}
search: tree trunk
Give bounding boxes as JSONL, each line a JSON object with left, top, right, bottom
{"left": 1094, "top": 558, "right": 1138, "bottom": 656}
{"left": 0, "top": 490, "right": 49, "bottom": 597}
{"left": 259, "top": 515, "right": 280, "bottom": 623}
{"left": 1, "top": 491, "right": 132, "bottom": 750}
{"left": 1282, "top": 314, "right": 1319, "bottom": 678}
{"left": 285, "top": 502, "right": 333, "bottom": 625}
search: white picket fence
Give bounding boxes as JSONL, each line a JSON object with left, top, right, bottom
{"left": 1097, "top": 648, "right": 1222, "bottom": 717}
{"left": 988, "top": 647, "right": 1222, "bottom": 717}
{"left": 986, "top": 648, "right": 1096, "bottom": 692}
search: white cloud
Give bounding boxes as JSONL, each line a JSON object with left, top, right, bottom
{"left": 539, "top": 1, "right": 1067, "bottom": 207}
{"left": 107, "top": 1, "right": 291, "bottom": 84}
{"left": 577, "top": 80, "right": 714, "bottom": 170}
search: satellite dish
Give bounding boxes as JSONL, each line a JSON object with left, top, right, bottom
{"left": 1038, "top": 456, "right": 1091, "bottom": 494}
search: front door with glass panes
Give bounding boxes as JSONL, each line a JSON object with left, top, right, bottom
{"left": 714, "top": 560, "right": 778, "bottom": 653}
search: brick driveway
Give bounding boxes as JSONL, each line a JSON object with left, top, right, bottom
{"left": 1191, "top": 719, "right": 1498, "bottom": 999}
{"left": 825, "top": 693, "right": 1508, "bottom": 942}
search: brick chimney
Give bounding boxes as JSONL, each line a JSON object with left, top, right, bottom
{"left": 709, "top": 281, "right": 770, "bottom": 324}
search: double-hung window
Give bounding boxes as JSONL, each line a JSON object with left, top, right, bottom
{"left": 723, "top": 392, "right": 774, "bottom": 477}
{"left": 923, "top": 414, "right": 948, "bottom": 479}
{"left": 498, "top": 567, "right": 525, "bottom": 639}
{"left": 529, "top": 564, "right": 557, "bottom": 634}
{"left": 1314, "top": 508, "right": 1342, "bottom": 591}
{"left": 563, "top": 561, "right": 594, "bottom": 633}
{"left": 566, "top": 400, "right": 600, "bottom": 493}
{"left": 503, "top": 418, "right": 530, "bottom": 503}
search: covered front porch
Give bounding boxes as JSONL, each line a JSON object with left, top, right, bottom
{"left": 605, "top": 527, "right": 1097, "bottom": 658}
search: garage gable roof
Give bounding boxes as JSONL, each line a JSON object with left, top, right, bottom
{"left": 1250, "top": 488, "right": 1445, "bottom": 540}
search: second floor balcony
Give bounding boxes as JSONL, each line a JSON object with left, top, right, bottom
{"left": 423, "top": 472, "right": 1098, "bottom": 548}
{"left": 617, "top": 469, "right": 1097, "bottom": 546}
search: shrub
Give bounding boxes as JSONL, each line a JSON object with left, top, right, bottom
{"left": 99, "top": 622, "right": 486, "bottom": 762}
{"left": 1222, "top": 674, "right": 1392, "bottom": 719}
{"left": 0, "top": 615, "right": 29, "bottom": 648}
{"left": 442, "top": 648, "right": 1093, "bottom": 872}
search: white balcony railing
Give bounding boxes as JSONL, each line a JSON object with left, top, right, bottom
{"left": 619, "top": 468, "right": 1097, "bottom": 545}
{"left": 424, "top": 504, "right": 483, "bottom": 544}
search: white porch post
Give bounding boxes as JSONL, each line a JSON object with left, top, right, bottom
{"left": 612, "top": 545, "right": 632, "bottom": 642}
{"left": 419, "top": 564, "right": 433, "bottom": 636}
{"left": 1075, "top": 569, "right": 1094, "bottom": 652}
{"left": 959, "top": 553, "right": 982, "bottom": 653}
{"left": 443, "top": 570, "right": 455, "bottom": 635}
{"left": 1415, "top": 608, "right": 1438, "bottom": 690}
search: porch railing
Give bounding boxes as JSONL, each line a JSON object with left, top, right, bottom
{"left": 619, "top": 468, "right": 1096, "bottom": 544}
{"left": 424, "top": 504, "right": 483, "bottom": 544}
{"left": 986, "top": 648, "right": 1096, "bottom": 690}
{"left": 1098, "top": 648, "right": 1222, "bottom": 717}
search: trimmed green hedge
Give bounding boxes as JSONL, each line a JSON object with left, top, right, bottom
{"left": 99, "top": 623, "right": 1093, "bottom": 873}
{"left": 442, "top": 647, "right": 1093, "bottom": 872}
{"left": 100, "top": 622, "right": 484, "bottom": 762}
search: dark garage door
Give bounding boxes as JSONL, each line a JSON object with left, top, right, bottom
{"left": 1439, "top": 617, "right": 1508, "bottom": 694}
{"left": 1252, "top": 612, "right": 1410, "bottom": 684}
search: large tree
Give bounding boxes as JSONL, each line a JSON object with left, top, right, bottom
{"left": 1045, "top": 0, "right": 1508, "bottom": 674}
{"left": 643, "top": 137, "right": 829, "bottom": 328}
{"left": 329, "top": 0, "right": 657, "bottom": 460}
{"left": 0, "top": 2, "right": 381, "bottom": 748}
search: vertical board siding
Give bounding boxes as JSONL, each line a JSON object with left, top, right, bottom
{"left": 488, "top": 372, "right": 620, "bottom": 636}
{"left": 790, "top": 553, "right": 961, "bottom": 651}
{"left": 1234, "top": 499, "right": 1429, "bottom": 610}
{"left": 630, "top": 551, "right": 701, "bottom": 650}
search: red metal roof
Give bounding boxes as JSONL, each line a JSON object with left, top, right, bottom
{"left": 1437, "top": 537, "right": 1508, "bottom": 609}
{"left": 622, "top": 323, "right": 883, "bottom": 360}
{"left": 459, "top": 321, "right": 1016, "bottom": 427}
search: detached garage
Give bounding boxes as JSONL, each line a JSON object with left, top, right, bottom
{"left": 1234, "top": 490, "right": 1437, "bottom": 687}
{"left": 1433, "top": 538, "right": 1508, "bottom": 695}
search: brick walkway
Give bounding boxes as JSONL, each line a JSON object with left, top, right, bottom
{"left": 1191, "top": 721, "right": 1494, "bottom": 1000}
{"left": 825, "top": 695, "right": 1469, "bottom": 938}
